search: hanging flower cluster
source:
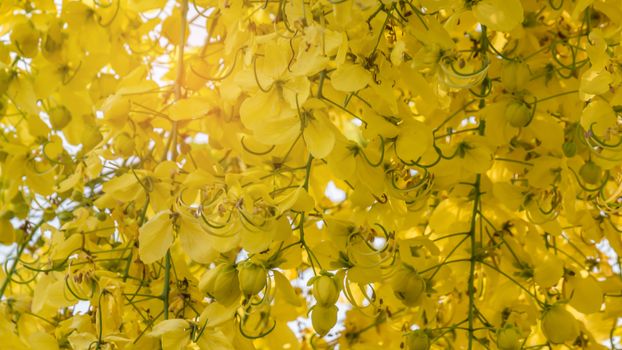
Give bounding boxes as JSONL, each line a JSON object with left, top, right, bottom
{"left": 0, "top": 0, "right": 621, "bottom": 349}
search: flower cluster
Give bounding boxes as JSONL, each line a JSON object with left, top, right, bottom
{"left": 0, "top": 0, "right": 621, "bottom": 349}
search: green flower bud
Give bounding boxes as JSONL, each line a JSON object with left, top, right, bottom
{"left": 48, "top": 106, "right": 72, "bottom": 130}
{"left": 501, "top": 61, "right": 530, "bottom": 91}
{"left": 312, "top": 275, "right": 340, "bottom": 306}
{"left": 392, "top": 266, "right": 425, "bottom": 306}
{"left": 505, "top": 100, "right": 531, "bottom": 128}
{"left": 71, "top": 190, "right": 83, "bottom": 202}
{"left": 562, "top": 141, "right": 577, "bottom": 158}
{"left": 497, "top": 324, "right": 522, "bottom": 350}
{"left": 311, "top": 304, "right": 338, "bottom": 337}
{"left": 113, "top": 132, "right": 135, "bottom": 157}
{"left": 0, "top": 68, "right": 12, "bottom": 96}
{"left": 57, "top": 211, "right": 74, "bottom": 222}
{"left": 579, "top": 161, "right": 601, "bottom": 185}
{"left": 238, "top": 261, "right": 267, "bottom": 296}
{"left": 81, "top": 124, "right": 103, "bottom": 151}
{"left": 11, "top": 21, "right": 39, "bottom": 58}
{"left": 405, "top": 330, "right": 430, "bottom": 350}
{"left": 199, "top": 263, "right": 241, "bottom": 305}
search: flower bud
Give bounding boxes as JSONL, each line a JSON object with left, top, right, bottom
{"left": 0, "top": 68, "right": 12, "bottom": 96}
{"left": 238, "top": 261, "right": 267, "bottom": 296}
{"left": 391, "top": 266, "right": 425, "bottom": 306}
{"left": 312, "top": 275, "right": 340, "bottom": 306}
{"left": 541, "top": 304, "right": 579, "bottom": 344}
{"left": 405, "top": 330, "right": 430, "bottom": 350}
{"left": 199, "top": 263, "right": 240, "bottom": 305}
{"left": 562, "top": 141, "right": 576, "bottom": 158}
{"left": 496, "top": 324, "right": 522, "bottom": 350}
{"left": 11, "top": 21, "right": 39, "bottom": 58}
{"left": 48, "top": 106, "right": 72, "bottom": 130}
{"left": 113, "top": 132, "right": 135, "bottom": 157}
{"left": 81, "top": 124, "right": 103, "bottom": 151}
{"left": 501, "top": 61, "right": 530, "bottom": 91}
{"left": 579, "top": 161, "right": 601, "bottom": 185}
{"left": 311, "top": 304, "right": 338, "bottom": 337}
{"left": 505, "top": 100, "right": 531, "bottom": 128}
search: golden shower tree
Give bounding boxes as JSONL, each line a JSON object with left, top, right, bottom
{"left": 0, "top": 0, "right": 621, "bottom": 349}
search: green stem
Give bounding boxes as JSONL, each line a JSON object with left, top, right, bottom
{"left": 467, "top": 175, "right": 481, "bottom": 350}
{"left": 0, "top": 220, "right": 44, "bottom": 299}
{"left": 537, "top": 90, "right": 578, "bottom": 103}
{"left": 158, "top": 0, "right": 188, "bottom": 321}
{"left": 162, "top": 251, "right": 171, "bottom": 320}
{"left": 303, "top": 155, "right": 313, "bottom": 190}
{"left": 299, "top": 155, "right": 321, "bottom": 273}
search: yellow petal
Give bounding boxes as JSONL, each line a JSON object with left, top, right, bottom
{"left": 168, "top": 97, "right": 211, "bottom": 121}
{"left": 178, "top": 213, "right": 217, "bottom": 264}
{"left": 151, "top": 319, "right": 190, "bottom": 350}
{"left": 28, "top": 332, "right": 59, "bottom": 350}
{"left": 277, "top": 187, "right": 315, "bottom": 214}
{"left": 274, "top": 271, "right": 302, "bottom": 306}
{"left": 580, "top": 100, "right": 616, "bottom": 136}
{"left": 395, "top": 118, "right": 432, "bottom": 162}
{"left": 580, "top": 68, "right": 612, "bottom": 97}
{"left": 138, "top": 211, "right": 174, "bottom": 264}
{"left": 330, "top": 63, "right": 371, "bottom": 92}
{"left": 240, "top": 90, "right": 280, "bottom": 131}
{"left": 198, "top": 302, "right": 238, "bottom": 328}
{"left": 429, "top": 198, "right": 472, "bottom": 234}
{"left": 303, "top": 116, "right": 335, "bottom": 159}
{"left": 534, "top": 254, "right": 564, "bottom": 288}
{"left": 474, "top": 0, "right": 524, "bottom": 32}
{"left": 568, "top": 275, "right": 603, "bottom": 314}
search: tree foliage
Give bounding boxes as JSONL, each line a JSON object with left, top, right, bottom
{"left": 0, "top": 0, "right": 621, "bottom": 349}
